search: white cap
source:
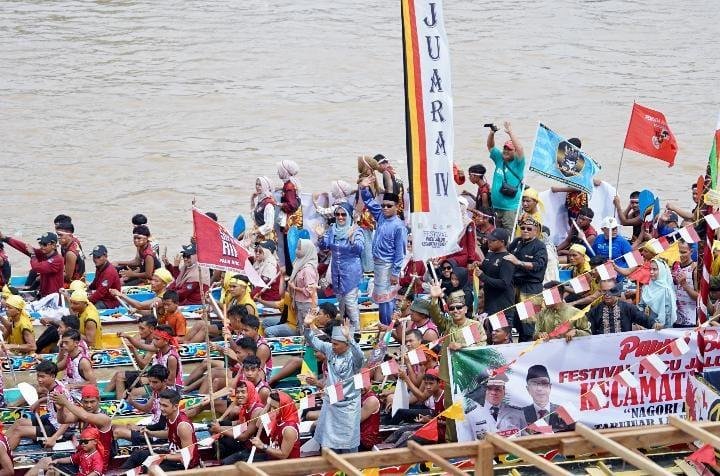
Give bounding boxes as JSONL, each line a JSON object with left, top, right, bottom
{"left": 601, "top": 216, "right": 618, "bottom": 229}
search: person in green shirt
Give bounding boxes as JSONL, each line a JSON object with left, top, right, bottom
{"left": 486, "top": 121, "right": 526, "bottom": 230}
{"left": 533, "top": 281, "right": 590, "bottom": 341}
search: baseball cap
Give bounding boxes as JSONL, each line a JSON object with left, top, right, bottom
{"left": 601, "top": 216, "right": 619, "bottom": 229}
{"left": 37, "top": 232, "right": 58, "bottom": 245}
{"left": 488, "top": 228, "right": 510, "bottom": 244}
{"left": 503, "top": 140, "right": 516, "bottom": 151}
{"left": 91, "top": 245, "right": 108, "bottom": 258}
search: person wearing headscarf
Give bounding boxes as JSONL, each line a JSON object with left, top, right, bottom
{"left": 515, "top": 187, "right": 544, "bottom": 236}
{"left": 288, "top": 239, "right": 318, "bottom": 334}
{"left": 356, "top": 156, "right": 380, "bottom": 273}
{"left": 276, "top": 160, "right": 303, "bottom": 273}
{"left": 213, "top": 379, "right": 265, "bottom": 463}
{"left": 251, "top": 176, "right": 277, "bottom": 243}
{"left": 220, "top": 273, "right": 258, "bottom": 317}
{"left": 358, "top": 176, "right": 407, "bottom": 325}
{"left": 249, "top": 390, "right": 301, "bottom": 460}
{"left": 252, "top": 241, "right": 282, "bottom": 301}
{"left": 318, "top": 202, "right": 365, "bottom": 329}
{"left": 0, "top": 294, "right": 35, "bottom": 353}
{"left": 304, "top": 317, "right": 365, "bottom": 453}
{"left": 166, "top": 244, "right": 209, "bottom": 305}
{"left": 443, "top": 196, "right": 480, "bottom": 267}
{"left": 639, "top": 258, "right": 678, "bottom": 328}
{"left": 563, "top": 243, "right": 598, "bottom": 307}
{"left": 313, "top": 180, "right": 355, "bottom": 220}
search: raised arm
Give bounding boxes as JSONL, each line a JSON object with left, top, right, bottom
{"left": 504, "top": 121, "right": 524, "bottom": 158}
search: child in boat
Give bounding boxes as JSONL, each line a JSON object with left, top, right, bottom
{"left": 6, "top": 360, "right": 74, "bottom": 450}
{"left": 57, "top": 329, "right": 97, "bottom": 402}
{"left": 29, "top": 426, "right": 105, "bottom": 476}
{"left": 113, "top": 364, "right": 170, "bottom": 445}
{"left": 157, "top": 290, "right": 187, "bottom": 341}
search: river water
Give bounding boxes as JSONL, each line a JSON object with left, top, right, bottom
{"left": 1, "top": 0, "right": 718, "bottom": 272}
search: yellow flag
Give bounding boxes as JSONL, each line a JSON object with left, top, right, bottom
{"left": 569, "top": 304, "right": 591, "bottom": 322}
{"left": 440, "top": 401, "right": 465, "bottom": 421}
{"left": 658, "top": 241, "right": 681, "bottom": 265}
{"left": 300, "top": 360, "right": 315, "bottom": 378}
{"left": 362, "top": 469, "right": 379, "bottom": 476}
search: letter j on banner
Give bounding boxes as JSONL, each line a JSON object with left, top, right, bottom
{"left": 402, "top": 0, "right": 463, "bottom": 261}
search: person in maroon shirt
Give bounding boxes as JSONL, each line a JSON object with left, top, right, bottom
{"left": 0, "top": 243, "right": 10, "bottom": 289}
{"left": 115, "top": 225, "right": 160, "bottom": 286}
{"left": 56, "top": 222, "right": 86, "bottom": 284}
{"left": 87, "top": 245, "right": 121, "bottom": 309}
{"left": 164, "top": 244, "right": 207, "bottom": 305}
{"left": 0, "top": 231, "right": 64, "bottom": 297}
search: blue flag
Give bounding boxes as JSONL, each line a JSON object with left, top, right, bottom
{"left": 529, "top": 123, "right": 601, "bottom": 194}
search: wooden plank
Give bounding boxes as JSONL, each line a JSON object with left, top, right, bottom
{"left": 485, "top": 434, "right": 572, "bottom": 476}
{"left": 235, "top": 461, "right": 271, "bottom": 476}
{"left": 322, "top": 448, "right": 362, "bottom": 476}
{"left": 148, "top": 465, "right": 169, "bottom": 476}
{"left": 574, "top": 423, "right": 674, "bottom": 476}
{"left": 475, "top": 441, "right": 495, "bottom": 476}
{"left": 406, "top": 441, "right": 466, "bottom": 476}
{"left": 668, "top": 415, "right": 720, "bottom": 450}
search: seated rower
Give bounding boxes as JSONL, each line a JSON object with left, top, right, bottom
{"left": 28, "top": 427, "right": 104, "bottom": 476}
{"left": 0, "top": 294, "right": 35, "bottom": 354}
{"left": 221, "top": 274, "right": 258, "bottom": 316}
{"left": 52, "top": 385, "right": 113, "bottom": 473}
{"left": 87, "top": 244, "right": 122, "bottom": 310}
{"left": 120, "top": 389, "right": 200, "bottom": 472}
{"left": 245, "top": 390, "right": 301, "bottom": 463}
{"left": 57, "top": 329, "right": 97, "bottom": 402}
{"left": 183, "top": 332, "right": 256, "bottom": 394}
{"left": 106, "top": 316, "right": 157, "bottom": 396}
{"left": 116, "top": 225, "right": 161, "bottom": 286}
{"left": 237, "top": 312, "right": 273, "bottom": 378}
{"left": 0, "top": 423, "right": 12, "bottom": 476}
{"left": 359, "top": 386, "right": 381, "bottom": 451}
{"left": 385, "top": 368, "right": 445, "bottom": 447}
{"left": 113, "top": 365, "right": 170, "bottom": 445}
{"left": 7, "top": 361, "right": 74, "bottom": 450}
{"left": 68, "top": 290, "right": 103, "bottom": 349}
{"left": 110, "top": 268, "right": 173, "bottom": 313}
{"left": 157, "top": 290, "right": 187, "bottom": 341}
{"left": 0, "top": 231, "right": 64, "bottom": 297}
{"left": 56, "top": 221, "right": 86, "bottom": 286}
{"left": 211, "top": 379, "right": 264, "bottom": 463}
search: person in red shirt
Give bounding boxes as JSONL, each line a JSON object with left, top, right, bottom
{"left": 0, "top": 243, "right": 10, "bottom": 290}
{"left": 115, "top": 225, "right": 160, "bottom": 286}
{"left": 30, "top": 426, "right": 105, "bottom": 476}
{"left": 0, "top": 231, "right": 64, "bottom": 297}
{"left": 250, "top": 390, "right": 301, "bottom": 461}
{"left": 165, "top": 244, "right": 208, "bottom": 305}
{"left": 87, "top": 245, "right": 121, "bottom": 309}
{"left": 0, "top": 424, "right": 12, "bottom": 476}
{"left": 56, "top": 222, "right": 86, "bottom": 284}
{"left": 359, "top": 388, "right": 381, "bottom": 451}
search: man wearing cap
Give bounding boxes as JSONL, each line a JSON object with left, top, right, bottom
{"left": 111, "top": 268, "right": 174, "bottom": 314}
{"left": 115, "top": 224, "right": 161, "bottom": 286}
{"left": 462, "top": 373, "right": 526, "bottom": 440}
{"left": 522, "top": 364, "right": 572, "bottom": 433}
{"left": 533, "top": 282, "right": 590, "bottom": 341}
{"left": 475, "top": 227, "right": 515, "bottom": 317}
{"left": 592, "top": 217, "right": 632, "bottom": 270}
{"left": 87, "top": 245, "right": 121, "bottom": 309}
{"left": 404, "top": 298, "right": 439, "bottom": 343}
{"left": 0, "top": 230, "right": 64, "bottom": 297}
{"left": 165, "top": 244, "right": 207, "bottom": 306}
{"left": 68, "top": 289, "right": 103, "bottom": 349}
{"left": 486, "top": 121, "right": 525, "bottom": 230}
{"left": 56, "top": 222, "right": 86, "bottom": 284}
{"left": 358, "top": 175, "right": 407, "bottom": 325}
{"left": 506, "top": 218, "right": 548, "bottom": 341}
{"left": 304, "top": 316, "right": 365, "bottom": 453}
{"left": 587, "top": 284, "right": 658, "bottom": 334}
{"left": 0, "top": 294, "right": 36, "bottom": 353}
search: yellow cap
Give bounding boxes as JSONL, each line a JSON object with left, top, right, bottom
{"left": 569, "top": 243, "right": 588, "bottom": 257}
{"left": 154, "top": 268, "right": 173, "bottom": 284}
{"left": 0, "top": 285, "right": 11, "bottom": 299}
{"left": 69, "top": 280, "right": 87, "bottom": 292}
{"left": 70, "top": 290, "right": 89, "bottom": 303}
{"left": 5, "top": 295, "right": 25, "bottom": 311}
{"left": 522, "top": 187, "right": 540, "bottom": 202}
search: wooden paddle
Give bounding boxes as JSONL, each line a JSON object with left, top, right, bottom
{"left": 18, "top": 382, "right": 48, "bottom": 442}
{"left": 120, "top": 336, "right": 141, "bottom": 371}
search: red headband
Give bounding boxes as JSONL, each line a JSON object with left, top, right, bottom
{"left": 153, "top": 329, "right": 178, "bottom": 347}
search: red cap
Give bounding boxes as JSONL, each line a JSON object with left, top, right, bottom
{"left": 503, "top": 140, "right": 516, "bottom": 151}
{"left": 425, "top": 368, "right": 440, "bottom": 379}
{"left": 80, "top": 427, "right": 100, "bottom": 440}
{"left": 81, "top": 385, "right": 100, "bottom": 399}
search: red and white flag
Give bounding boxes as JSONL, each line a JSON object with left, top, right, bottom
{"left": 380, "top": 359, "right": 400, "bottom": 377}
{"left": 542, "top": 287, "right": 563, "bottom": 306}
{"left": 326, "top": 382, "right": 345, "bottom": 404}
{"left": 595, "top": 262, "right": 617, "bottom": 281}
{"left": 556, "top": 404, "right": 580, "bottom": 425}
{"left": 527, "top": 417, "right": 553, "bottom": 434}
{"left": 640, "top": 354, "right": 668, "bottom": 378}
{"left": 232, "top": 422, "right": 247, "bottom": 438}
{"left": 623, "top": 250, "right": 644, "bottom": 268}
{"left": 299, "top": 394, "right": 317, "bottom": 410}
{"left": 568, "top": 275, "right": 590, "bottom": 294}
{"left": 407, "top": 348, "right": 427, "bottom": 365}
{"left": 670, "top": 337, "right": 690, "bottom": 357}
{"left": 613, "top": 369, "right": 639, "bottom": 388}
{"left": 487, "top": 312, "right": 509, "bottom": 331}
{"left": 706, "top": 212, "right": 720, "bottom": 230}
{"left": 126, "top": 468, "right": 141, "bottom": 476}
{"left": 678, "top": 225, "right": 701, "bottom": 244}
{"left": 623, "top": 103, "right": 678, "bottom": 166}
{"left": 180, "top": 447, "right": 192, "bottom": 470}
{"left": 516, "top": 301, "right": 538, "bottom": 321}
{"left": 647, "top": 237, "right": 670, "bottom": 254}
{"left": 586, "top": 384, "right": 608, "bottom": 410}
{"left": 353, "top": 370, "right": 371, "bottom": 390}
{"left": 197, "top": 435, "right": 218, "bottom": 447}
{"left": 462, "top": 323, "right": 484, "bottom": 345}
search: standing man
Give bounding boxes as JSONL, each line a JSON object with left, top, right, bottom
{"left": 0, "top": 231, "right": 64, "bottom": 297}
{"left": 486, "top": 121, "right": 525, "bottom": 230}
{"left": 87, "top": 245, "right": 121, "bottom": 310}
{"left": 304, "top": 316, "right": 365, "bottom": 453}
{"left": 505, "top": 218, "right": 548, "bottom": 341}
{"left": 475, "top": 228, "right": 515, "bottom": 316}
{"left": 359, "top": 176, "right": 407, "bottom": 325}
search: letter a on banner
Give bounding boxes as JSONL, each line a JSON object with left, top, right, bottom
{"left": 401, "top": 0, "right": 463, "bottom": 261}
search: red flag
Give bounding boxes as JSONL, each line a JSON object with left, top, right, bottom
{"left": 413, "top": 418, "right": 438, "bottom": 441}
{"left": 192, "top": 208, "right": 251, "bottom": 274}
{"left": 624, "top": 103, "right": 678, "bottom": 166}
{"left": 548, "top": 321, "right": 572, "bottom": 338}
{"left": 687, "top": 444, "right": 717, "bottom": 466}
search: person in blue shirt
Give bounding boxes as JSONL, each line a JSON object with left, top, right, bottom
{"left": 486, "top": 121, "right": 526, "bottom": 231}
{"left": 592, "top": 217, "right": 632, "bottom": 280}
{"left": 358, "top": 176, "right": 407, "bottom": 325}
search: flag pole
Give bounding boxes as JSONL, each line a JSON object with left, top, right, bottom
{"left": 510, "top": 125, "right": 535, "bottom": 235}
{"left": 615, "top": 102, "right": 635, "bottom": 198}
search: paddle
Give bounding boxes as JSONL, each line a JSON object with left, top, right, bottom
{"left": 18, "top": 382, "right": 49, "bottom": 441}
{"left": 120, "top": 336, "right": 141, "bottom": 371}
{"left": 0, "top": 332, "right": 17, "bottom": 386}
{"left": 110, "top": 362, "right": 153, "bottom": 419}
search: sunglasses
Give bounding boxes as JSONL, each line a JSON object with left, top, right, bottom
{"left": 79, "top": 439, "right": 94, "bottom": 445}
{"left": 520, "top": 226, "right": 535, "bottom": 232}
{"left": 449, "top": 305, "right": 465, "bottom": 311}
{"left": 381, "top": 203, "right": 395, "bottom": 209}
{"left": 442, "top": 266, "right": 453, "bottom": 270}
{"left": 334, "top": 213, "right": 347, "bottom": 217}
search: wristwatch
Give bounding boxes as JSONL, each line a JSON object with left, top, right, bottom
{"left": 263, "top": 444, "right": 269, "bottom": 451}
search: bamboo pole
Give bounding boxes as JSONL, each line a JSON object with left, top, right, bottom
{"left": 486, "top": 434, "right": 572, "bottom": 476}
{"left": 321, "top": 449, "right": 362, "bottom": 476}
{"left": 668, "top": 415, "right": 720, "bottom": 450}
{"left": 574, "top": 423, "right": 673, "bottom": 476}
{"left": 406, "top": 441, "right": 466, "bottom": 476}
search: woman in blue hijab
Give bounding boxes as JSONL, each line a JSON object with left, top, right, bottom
{"left": 318, "top": 202, "right": 365, "bottom": 329}
{"left": 639, "top": 258, "right": 677, "bottom": 328}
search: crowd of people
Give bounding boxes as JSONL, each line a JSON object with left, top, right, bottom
{"left": 0, "top": 120, "right": 716, "bottom": 475}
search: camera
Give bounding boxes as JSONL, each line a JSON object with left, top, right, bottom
{"left": 484, "top": 123, "right": 499, "bottom": 133}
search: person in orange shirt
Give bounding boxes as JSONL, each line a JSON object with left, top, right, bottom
{"left": 158, "top": 291, "right": 186, "bottom": 341}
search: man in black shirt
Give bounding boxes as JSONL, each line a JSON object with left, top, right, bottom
{"left": 476, "top": 228, "right": 515, "bottom": 316}
{"left": 587, "top": 285, "right": 658, "bottom": 334}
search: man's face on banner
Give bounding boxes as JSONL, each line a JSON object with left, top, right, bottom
{"left": 527, "top": 377, "right": 551, "bottom": 407}
{"left": 486, "top": 384, "right": 505, "bottom": 406}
